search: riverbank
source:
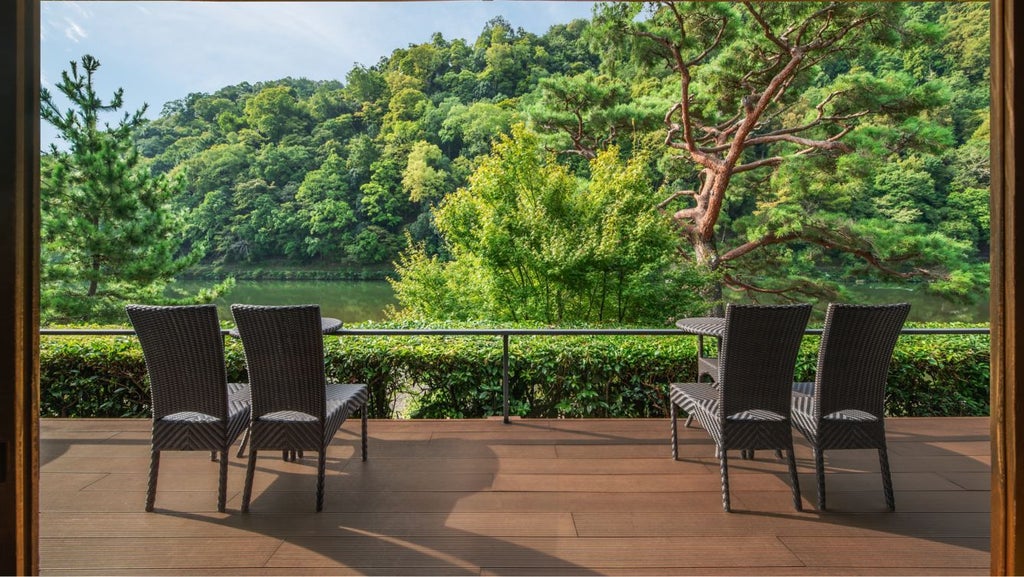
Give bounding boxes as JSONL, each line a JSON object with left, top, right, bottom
{"left": 179, "top": 262, "right": 395, "bottom": 282}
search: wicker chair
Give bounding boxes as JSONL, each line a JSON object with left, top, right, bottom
{"left": 670, "top": 303, "right": 812, "bottom": 512}
{"left": 125, "top": 304, "right": 250, "bottom": 513}
{"left": 230, "top": 304, "right": 368, "bottom": 513}
{"left": 791, "top": 302, "right": 910, "bottom": 511}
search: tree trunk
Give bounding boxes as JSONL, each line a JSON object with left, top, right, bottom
{"left": 87, "top": 258, "right": 99, "bottom": 297}
{"left": 692, "top": 231, "right": 724, "bottom": 316}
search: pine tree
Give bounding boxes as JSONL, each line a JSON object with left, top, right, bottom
{"left": 41, "top": 55, "right": 199, "bottom": 321}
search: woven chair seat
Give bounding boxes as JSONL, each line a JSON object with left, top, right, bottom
{"left": 162, "top": 412, "right": 220, "bottom": 422}
{"left": 791, "top": 381, "right": 815, "bottom": 397}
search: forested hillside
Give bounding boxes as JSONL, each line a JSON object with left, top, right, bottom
{"left": 134, "top": 17, "right": 597, "bottom": 268}
{"left": 125, "top": 2, "right": 988, "bottom": 323}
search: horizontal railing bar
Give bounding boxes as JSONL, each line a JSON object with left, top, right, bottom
{"left": 39, "top": 327, "right": 992, "bottom": 336}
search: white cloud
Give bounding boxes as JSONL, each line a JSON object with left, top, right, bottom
{"left": 63, "top": 18, "right": 87, "bottom": 43}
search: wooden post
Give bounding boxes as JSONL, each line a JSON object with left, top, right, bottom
{"left": 0, "top": 0, "right": 40, "bottom": 574}
{"left": 991, "top": 0, "right": 1022, "bottom": 574}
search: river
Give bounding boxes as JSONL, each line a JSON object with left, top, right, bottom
{"left": 170, "top": 279, "right": 990, "bottom": 324}
{"left": 171, "top": 280, "right": 399, "bottom": 323}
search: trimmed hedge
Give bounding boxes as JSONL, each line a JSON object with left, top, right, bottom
{"left": 40, "top": 326, "right": 990, "bottom": 419}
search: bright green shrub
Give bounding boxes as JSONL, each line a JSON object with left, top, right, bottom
{"left": 40, "top": 325, "right": 990, "bottom": 419}
{"left": 40, "top": 336, "right": 150, "bottom": 417}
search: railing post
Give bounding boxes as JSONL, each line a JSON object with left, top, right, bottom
{"left": 502, "top": 333, "right": 510, "bottom": 423}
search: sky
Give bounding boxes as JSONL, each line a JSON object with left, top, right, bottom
{"left": 40, "top": 1, "right": 596, "bottom": 147}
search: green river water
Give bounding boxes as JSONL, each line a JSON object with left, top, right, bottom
{"left": 171, "top": 280, "right": 989, "bottom": 324}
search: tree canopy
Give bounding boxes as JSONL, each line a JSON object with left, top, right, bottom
{"left": 40, "top": 55, "right": 223, "bottom": 323}
{"left": 114, "top": 3, "right": 989, "bottom": 322}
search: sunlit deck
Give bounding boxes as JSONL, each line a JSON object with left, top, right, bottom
{"left": 40, "top": 416, "right": 989, "bottom": 575}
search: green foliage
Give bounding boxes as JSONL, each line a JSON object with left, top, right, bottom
{"left": 586, "top": 2, "right": 989, "bottom": 306}
{"left": 40, "top": 336, "right": 150, "bottom": 417}
{"left": 39, "top": 325, "right": 990, "bottom": 419}
{"left": 40, "top": 55, "right": 212, "bottom": 324}
{"left": 392, "top": 125, "right": 705, "bottom": 323}
{"left": 114, "top": 7, "right": 990, "bottom": 321}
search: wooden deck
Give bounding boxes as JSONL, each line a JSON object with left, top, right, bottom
{"left": 40, "top": 417, "right": 990, "bottom": 575}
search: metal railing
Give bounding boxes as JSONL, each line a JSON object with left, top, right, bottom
{"left": 40, "top": 325, "right": 991, "bottom": 423}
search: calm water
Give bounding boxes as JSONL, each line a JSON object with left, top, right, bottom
{"left": 841, "top": 285, "right": 989, "bottom": 323}
{"left": 171, "top": 280, "right": 989, "bottom": 324}
{"left": 171, "top": 280, "right": 399, "bottom": 323}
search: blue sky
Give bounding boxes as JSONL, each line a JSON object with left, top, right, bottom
{"left": 40, "top": 1, "right": 596, "bottom": 146}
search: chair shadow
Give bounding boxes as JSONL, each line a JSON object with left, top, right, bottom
{"left": 157, "top": 421, "right": 601, "bottom": 575}
{"left": 672, "top": 417, "right": 990, "bottom": 554}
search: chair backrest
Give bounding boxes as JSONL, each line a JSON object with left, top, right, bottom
{"left": 814, "top": 302, "right": 910, "bottom": 420}
{"left": 718, "top": 303, "right": 812, "bottom": 419}
{"left": 231, "top": 304, "right": 326, "bottom": 420}
{"left": 125, "top": 304, "right": 228, "bottom": 420}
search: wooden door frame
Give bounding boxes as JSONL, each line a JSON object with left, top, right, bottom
{"left": 0, "top": 0, "right": 1020, "bottom": 574}
{"left": 990, "top": 0, "right": 1022, "bottom": 573}
{"left": 1, "top": 0, "right": 40, "bottom": 573}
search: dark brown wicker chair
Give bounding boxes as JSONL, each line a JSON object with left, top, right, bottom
{"left": 126, "top": 304, "right": 250, "bottom": 513}
{"left": 791, "top": 302, "right": 910, "bottom": 511}
{"left": 670, "top": 303, "right": 812, "bottom": 512}
{"left": 230, "top": 304, "right": 368, "bottom": 513}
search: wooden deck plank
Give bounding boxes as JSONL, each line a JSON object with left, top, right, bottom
{"left": 572, "top": 511, "right": 990, "bottom": 538}
{"left": 40, "top": 537, "right": 283, "bottom": 571}
{"left": 39, "top": 417, "right": 991, "bottom": 575}
{"left": 265, "top": 536, "right": 804, "bottom": 569}
{"left": 40, "top": 511, "right": 578, "bottom": 538}
{"left": 491, "top": 471, "right": 793, "bottom": 492}
{"left": 780, "top": 536, "right": 989, "bottom": 569}
{"left": 734, "top": 489, "right": 991, "bottom": 513}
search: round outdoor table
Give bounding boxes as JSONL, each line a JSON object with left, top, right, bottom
{"left": 227, "top": 316, "right": 342, "bottom": 338}
{"left": 675, "top": 317, "right": 724, "bottom": 382}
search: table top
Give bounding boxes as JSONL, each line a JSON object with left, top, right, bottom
{"left": 674, "top": 317, "right": 725, "bottom": 338}
{"left": 228, "top": 316, "right": 342, "bottom": 338}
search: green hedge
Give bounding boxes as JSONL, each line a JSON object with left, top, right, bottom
{"left": 40, "top": 326, "right": 990, "bottom": 419}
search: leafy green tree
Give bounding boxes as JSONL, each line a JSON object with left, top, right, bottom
{"left": 244, "top": 84, "right": 310, "bottom": 142}
{"left": 39, "top": 55, "right": 208, "bottom": 322}
{"left": 296, "top": 153, "right": 358, "bottom": 259}
{"left": 403, "top": 141, "right": 451, "bottom": 204}
{"left": 525, "top": 71, "right": 664, "bottom": 169}
{"left": 392, "top": 125, "right": 704, "bottom": 323}
{"left": 593, "top": 2, "right": 985, "bottom": 308}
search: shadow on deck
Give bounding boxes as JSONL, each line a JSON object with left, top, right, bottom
{"left": 40, "top": 417, "right": 990, "bottom": 575}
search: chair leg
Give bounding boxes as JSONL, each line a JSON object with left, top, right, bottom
{"left": 145, "top": 449, "right": 160, "bottom": 512}
{"left": 814, "top": 447, "right": 826, "bottom": 511}
{"left": 719, "top": 448, "right": 731, "bottom": 512}
{"left": 316, "top": 449, "right": 327, "bottom": 512}
{"left": 670, "top": 403, "right": 678, "bottom": 460}
{"left": 361, "top": 408, "right": 368, "bottom": 462}
{"left": 879, "top": 446, "right": 895, "bottom": 511}
{"left": 684, "top": 414, "right": 694, "bottom": 428}
{"left": 236, "top": 427, "right": 250, "bottom": 458}
{"left": 217, "top": 449, "right": 228, "bottom": 513}
{"left": 242, "top": 449, "right": 258, "bottom": 513}
{"left": 210, "top": 451, "right": 217, "bottom": 461}
{"left": 787, "top": 447, "right": 802, "bottom": 512}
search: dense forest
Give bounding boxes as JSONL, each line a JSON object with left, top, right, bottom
{"left": 42, "top": 2, "right": 990, "bottom": 324}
